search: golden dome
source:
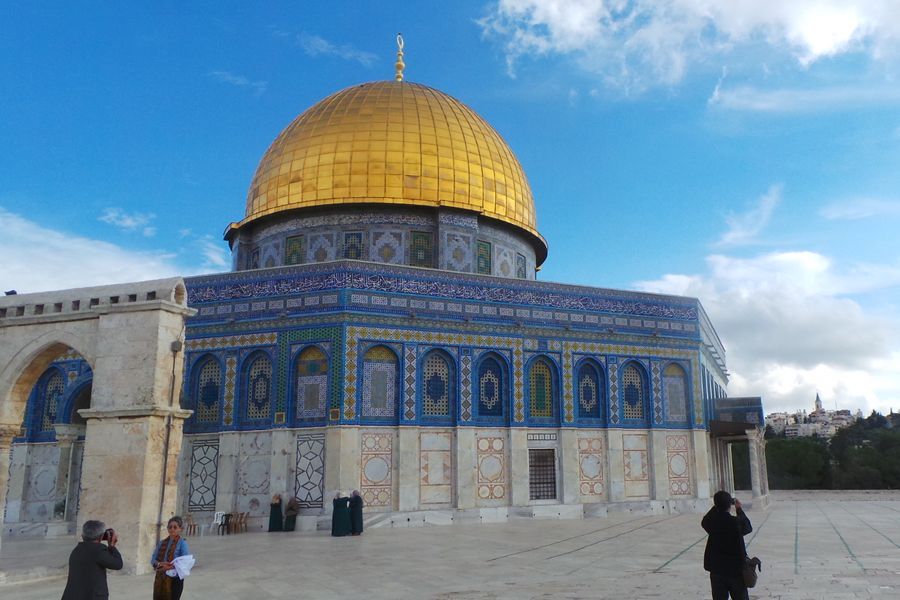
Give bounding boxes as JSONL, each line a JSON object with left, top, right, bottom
{"left": 232, "top": 81, "right": 545, "bottom": 256}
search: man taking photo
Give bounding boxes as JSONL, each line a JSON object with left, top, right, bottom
{"left": 701, "top": 490, "right": 752, "bottom": 600}
{"left": 61, "top": 519, "right": 123, "bottom": 600}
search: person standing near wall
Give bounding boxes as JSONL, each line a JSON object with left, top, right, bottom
{"left": 151, "top": 516, "right": 190, "bottom": 600}
{"left": 701, "top": 490, "right": 753, "bottom": 600}
{"left": 60, "top": 520, "right": 123, "bottom": 600}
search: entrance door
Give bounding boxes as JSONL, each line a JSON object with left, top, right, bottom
{"left": 528, "top": 448, "right": 557, "bottom": 501}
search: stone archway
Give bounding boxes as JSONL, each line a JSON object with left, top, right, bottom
{"left": 0, "top": 278, "right": 195, "bottom": 574}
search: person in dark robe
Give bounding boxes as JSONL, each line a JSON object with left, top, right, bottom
{"left": 283, "top": 496, "right": 300, "bottom": 532}
{"left": 349, "top": 490, "right": 364, "bottom": 536}
{"left": 331, "top": 492, "right": 351, "bottom": 537}
{"left": 268, "top": 493, "right": 283, "bottom": 532}
{"left": 702, "top": 490, "right": 752, "bottom": 600}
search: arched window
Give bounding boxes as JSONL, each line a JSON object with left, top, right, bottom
{"left": 243, "top": 353, "right": 272, "bottom": 423}
{"left": 664, "top": 363, "right": 689, "bottom": 423}
{"left": 361, "top": 345, "right": 398, "bottom": 420}
{"left": 422, "top": 351, "right": 454, "bottom": 420}
{"left": 528, "top": 357, "right": 555, "bottom": 419}
{"left": 577, "top": 361, "right": 604, "bottom": 421}
{"left": 622, "top": 363, "right": 646, "bottom": 421}
{"left": 476, "top": 355, "right": 505, "bottom": 419}
{"left": 296, "top": 346, "right": 328, "bottom": 420}
{"left": 194, "top": 357, "right": 222, "bottom": 424}
{"left": 35, "top": 369, "right": 65, "bottom": 433}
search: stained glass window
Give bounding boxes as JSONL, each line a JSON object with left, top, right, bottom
{"left": 343, "top": 232, "right": 363, "bottom": 260}
{"left": 622, "top": 364, "right": 645, "bottom": 420}
{"left": 195, "top": 358, "right": 221, "bottom": 423}
{"left": 664, "top": 363, "right": 688, "bottom": 422}
{"left": 529, "top": 358, "right": 554, "bottom": 418}
{"left": 577, "top": 362, "right": 603, "bottom": 420}
{"left": 422, "top": 351, "right": 451, "bottom": 417}
{"left": 40, "top": 370, "right": 65, "bottom": 431}
{"left": 296, "top": 346, "right": 328, "bottom": 420}
{"left": 477, "top": 356, "right": 504, "bottom": 417}
{"left": 362, "top": 345, "right": 397, "bottom": 419}
{"left": 285, "top": 235, "right": 304, "bottom": 265}
{"left": 410, "top": 232, "right": 434, "bottom": 267}
{"left": 476, "top": 240, "right": 491, "bottom": 274}
{"left": 516, "top": 253, "right": 527, "bottom": 279}
{"left": 244, "top": 354, "right": 272, "bottom": 421}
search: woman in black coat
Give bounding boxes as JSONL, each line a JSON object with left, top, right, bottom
{"left": 349, "top": 490, "right": 364, "bottom": 536}
{"left": 331, "top": 492, "right": 351, "bottom": 536}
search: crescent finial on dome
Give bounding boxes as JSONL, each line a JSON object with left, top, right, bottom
{"left": 395, "top": 33, "right": 405, "bottom": 82}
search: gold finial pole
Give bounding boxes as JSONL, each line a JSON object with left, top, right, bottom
{"left": 395, "top": 33, "right": 405, "bottom": 82}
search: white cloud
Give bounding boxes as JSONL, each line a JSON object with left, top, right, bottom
{"left": 98, "top": 207, "right": 156, "bottom": 236}
{"left": 820, "top": 198, "right": 900, "bottom": 220}
{"left": 480, "top": 0, "right": 900, "bottom": 90}
{"left": 209, "top": 70, "right": 268, "bottom": 97}
{"left": 710, "top": 84, "right": 900, "bottom": 112}
{"left": 0, "top": 209, "right": 229, "bottom": 294}
{"left": 716, "top": 185, "right": 781, "bottom": 246}
{"left": 636, "top": 249, "right": 900, "bottom": 415}
{"left": 298, "top": 33, "right": 377, "bottom": 67}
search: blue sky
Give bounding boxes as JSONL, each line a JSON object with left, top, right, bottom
{"left": 2, "top": 1, "right": 899, "bottom": 415}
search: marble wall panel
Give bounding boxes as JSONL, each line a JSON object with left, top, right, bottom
{"left": 188, "top": 439, "right": 219, "bottom": 511}
{"left": 475, "top": 432, "right": 507, "bottom": 505}
{"left": 577, "top": 434, "right": 604, "bottom": 499}
{"left": 23, "top": 444, "right": 60, "bottom": 522}
{"left": 360, "top": 432, "right": 393, "bottom": 509}
{"left": 667, "top": 434, "right": 692, "bottom": 496}
{"left": 295, "top": 432, "right": 325, "bottom": 508}
{"left": 623, "top": 433, "right": 650, "bottom": 500}
{"left": 419, "top": 431, "right": 452, "bottom": 506}
{"left": 236, "top": 432, "right": 272, "bottom": 516}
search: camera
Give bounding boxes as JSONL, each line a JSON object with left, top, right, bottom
{"left": 100, "top": 528, "right": 115, "bottom": 542}
{"left": 730, "top": 497, "right": 736, "bottom": 505}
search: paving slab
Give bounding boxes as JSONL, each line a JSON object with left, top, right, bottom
{"left": 3, "top": 491, "right": 900, "bottom": 599}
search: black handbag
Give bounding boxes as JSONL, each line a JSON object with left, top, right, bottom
{"left": 743, "top": 556, "right": 762, "bottom": 588}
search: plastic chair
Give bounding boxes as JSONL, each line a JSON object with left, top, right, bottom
{"left": 185, "top": 514, "right": 200, "bottom": 536}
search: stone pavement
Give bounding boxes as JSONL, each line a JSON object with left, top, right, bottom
{"left": 3, "top": 491, "right": 900, "bottom": 599}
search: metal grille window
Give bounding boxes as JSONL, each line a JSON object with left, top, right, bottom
{"left": 477, "top": 357, "right": 503, "bottom": 417}
{"left": 528, "top": 358, "right": 554, "bottom": 418}
{"left": 528, "top": 449, "right": 557, "bottom": 500}
{"left": 245, "top": 354, "right": 272, "bottom": 421}
{"left": 422, "top": 352, "right": 450, "bottom": 417}
{"left": 40, "top": 371, "right": 65, "bottom": 431}
{"left": 296, "top": 346, "right": 328, "bottom": 420}
{"left": 284, "top": 235, "right": 304, "bottom": 265}
{"left": 195, "top": 358, "right": 221, "bottom": 423}
{"left": 623, "top": 364, "right": 644, "bottom": 420}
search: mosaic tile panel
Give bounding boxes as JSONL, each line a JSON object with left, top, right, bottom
{"left": 188, "top": 440, "right": 218, "bottom": 511}
{"left": 223, "top": 355, "right": 236, "bottom": 426}
{"left": 513, "top": 344, "right": 524, "bottom": 422}
{"left": 284, "top": 235, "right": 304, "bottom": 265}
{"left": 444, "top": 233, "right": 473, "bottom": 271}
{"left": 496, "top": 246, "right": 514, "bottom": 278}
{"left": 360, "top": 433, "right": 393, "bottom": 508}
{"left": 667, "top": 434, "right": 691, "bottom": 496}
{"left": 477, "top": 357, "right": 504, "bottom": 417}
{"left": 476, "top": 240, "right": 492, "bottom": 274}
{"left": 623, "top": 433, "right": 649, "bottom": 499}
{"left": 295, "top": 432, "right": 325, "bottom": 508}
{"left": 652, "top": 361, "right": 663, "bottom": 425}
{"left": 692, "top": 360, "right": 703, "bottom": 425}
{"left": 419, "top": 431, "right": 452, "bottom": 505}
{"left": 362, "top": 346, "right": 398, "bottom": 419}
{"left": 343, "top": 231, "right": 363, "bottom": 260}
{"left": 664, "top": 363, "right": 688, "bottom": 423}
{"left": 278, "top": 330, "right": 341, "bottom": 418}
{"left": 186, "top": 333, "right": 277, "bottom": 351}
{"left": 245, "top": 354, "right": 272, "bottom": 421}
{"left": 371, "top": 231, "right": 403, "bottom": 265}
{"left": 308, "top": 233, "right": 336, "bottom": 262}
{"left": 460, "top": 354, "right": 472, "bottom": 421}
{"left": 410, "top": 231, "right": 433, "bottom": 268}
{"left": 404, "top": 346, "right": 417, "bottom": 420}
{"left": 563, "top": 345, "right": 574, "bottom": 423}
{"left": 577, "top": 364, "right": 602, "bottom": 420}
{"left": 476, "top": 435, "right": 506, "bottom": 502}
{"left": 578, "top": 436, "right": 604, "bottom": 497}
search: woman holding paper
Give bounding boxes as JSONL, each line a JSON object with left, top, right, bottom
{"left": 151, "top": 516, "right": 192, "bottom": 600}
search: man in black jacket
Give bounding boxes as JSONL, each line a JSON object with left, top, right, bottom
{"left": 701, "top": 490, "right": 752, "bottom": 600}
{"left": 60, "top": 519, "right": 123, "bottom": 600}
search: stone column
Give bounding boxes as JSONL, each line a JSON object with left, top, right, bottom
{"left": 397, "top": 427, "right": 419, "bottom": 511}
{"left": 215, "top": 432, "right": 240, "bottom": 513}
{"left": 509, "top": 428, "right": 529, "bottom": 507}
{"left": 746, "top": 429, "right": 761, "bottom": 500}
{"left": 1, "top": 427, "right": 26, "bottom": 525}
{"left": 0, "top": 423, "right": 19, "bottom": 548}
{"left": 53, "top": 423, "right": 85, "bottom": 521}
{"left": 607, "top": 429, "right": 625, "bottom": 502}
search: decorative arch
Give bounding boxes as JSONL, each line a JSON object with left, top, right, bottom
{"left": 525, "top": 355, "right": 559, "bottom": 423}
{"left": 294, "top": 345, "right": 329, "bottom": 421}
{"left": 620, "top": 361, "right": 650, "bottom": 425}
{"left": 575, "top": 358, "right": 605, "bottom": 422}
{"left": 474, "top": 352, "right": 509, "bottom": 424}
{"left": 419, "top": 349, "right": 456, "bottom": 424}
{"left": 360, "top": 345, "right": 399, "bottom": 423}
{"left": 663, "top": 362, "right": 690, "bottom": 424}
{"left": 25, "top": 366, "right": 66, "bottom": 439}
{"left": 58, "top": 373, "right": 93, "bottom": 425}
{"left": 240, "top": 350, "right": 273, "bottom": 426}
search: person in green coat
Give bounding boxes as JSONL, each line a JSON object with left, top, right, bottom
{"left": 331, "top": 492, "right": 351, "bottom": 536}
{"left": 268, "top": 493, "right": 283, "bottom": 532}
